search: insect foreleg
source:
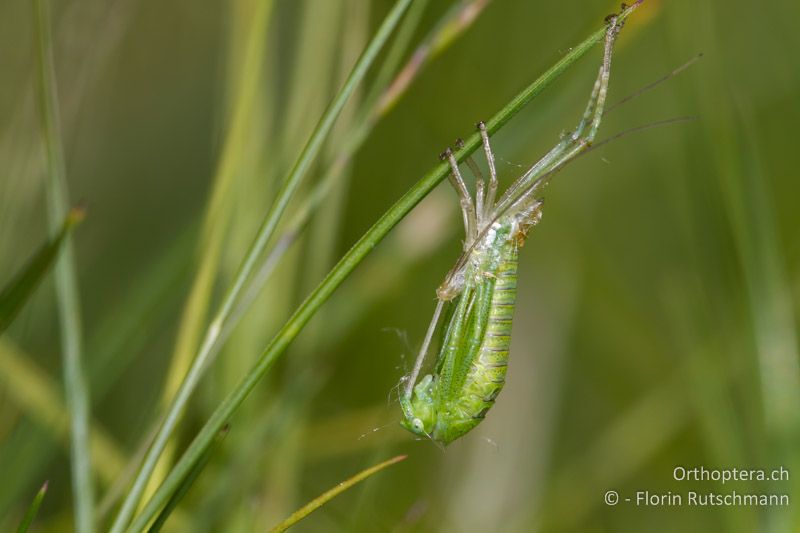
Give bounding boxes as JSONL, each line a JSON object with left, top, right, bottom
{"left": 478, "top": 121, "right": 498, "bottom": 222}
{"left": 442, "top": 148, "right": 478, "bottom": 247}
{"left": 402, "top": 298, "right": 445, "bottom": 403}
{"left": 474, "top": 179, "right": 485, "bottom": 229}
{"left": 458, "top": 139, "right": 486, "bottom": 229}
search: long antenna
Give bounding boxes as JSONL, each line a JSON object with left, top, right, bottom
{"left": 528, "top": 115, "right": 699, "bottom": 193}
{"left": 606, "top": 53, "right": 704, "bottom": 114}
{"left": 584, "top": 115, "right": 698, "bottom": 155}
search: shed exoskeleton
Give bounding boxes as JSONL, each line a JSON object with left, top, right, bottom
{"left": 400, "top": 13, "right": 624, "bottom": 445}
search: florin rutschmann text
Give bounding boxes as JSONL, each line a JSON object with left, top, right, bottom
{"left": 603, "top": 466, "right": 791, "bottom": 508}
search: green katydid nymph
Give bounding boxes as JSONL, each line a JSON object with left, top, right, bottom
{"left": 399, "top": 12, "right": 628, "bottom": 445}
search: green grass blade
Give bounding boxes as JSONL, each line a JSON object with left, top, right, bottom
{"left": 360, "top": 0, "right": 431, "bottom": 113}
{"left": 234, "top": 0, "right": 494, "bottom": 322}
{"left": 0, "top": 207, "right": 84, "bottom": 333}
{"left": 267, "top": 455, "right": 407, "bottom": 533}
{"left": 110, "top": 2, "right": 414, "bottom": 531}
{"left": 129, "top": 6, "right": 643, "bottom": 530}
{"left": 33, "top": 0, "right": 94, "bottom": 531}
{"left": 146, "top": 0, "right": 278, "bottom": 511}
{"left": 16, "top": 481, "right": 48, "bottom": 533}
{"left": 146, "top": 426, "right": 230, "bottom": 533}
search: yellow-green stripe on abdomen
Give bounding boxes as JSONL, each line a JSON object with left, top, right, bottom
{"left": 456, "top": 243, "right": 518, "bottom": 417}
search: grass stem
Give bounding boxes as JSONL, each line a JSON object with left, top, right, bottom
{"left": 33, "top": 0, "right": 94, "bottom": 531}
{"left": 110, "top": 2, "right": 415, "bottom": 531}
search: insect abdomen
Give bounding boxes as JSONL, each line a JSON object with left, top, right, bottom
{"left": 462, "top": 244, "right": 518, "bottom": 411}
{"left": 435, "top": 243, "right": 519, "bottom": 443}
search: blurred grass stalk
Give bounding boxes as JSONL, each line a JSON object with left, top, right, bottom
{"left": 140, "top": 0, "right": 279, "bottom": 512}
{"left": 247, "top": 0, "right": 501, "bottom": 523}
{"left": 110, "top": 1, "right": 415, "bottom": 531}
{"left": 677, "top": 0, "right": 800, "bottom": 525}
{"left": 0, "top": 0, "right": 159, "bottom": 518}
{"left": 715, "top": 107, "right": 800, "bottom": 531}
{"left": 32, "top": 0, "right": 94, "bottom": 531}
{"left": 0, "top": 223, "right": 195, "bottom": 524}
{"left": 189, "top": 191, "right": 455, "bottom": 527}
{"left": 255, "top": 0, "right": 370, "bottom": 524}
{"left": 178, "top": 0, "right": 490, "bottom": 524}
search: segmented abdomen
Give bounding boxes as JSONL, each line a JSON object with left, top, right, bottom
{"left": 457, "top": 243, "right": 518, "bottom": 419}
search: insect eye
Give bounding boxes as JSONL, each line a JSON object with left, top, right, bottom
{"left": 413, "top": 418, "right": 424, "bottom": 431}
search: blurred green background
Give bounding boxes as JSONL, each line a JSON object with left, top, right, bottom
{"left": 1, "top": 0, "right": 798, "bottom": 531}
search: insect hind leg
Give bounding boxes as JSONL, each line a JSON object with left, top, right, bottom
{"left": 441, "top": 148, "right": 478, "bottom": 248}
{"left": 573, "top": 14, "right": 621, "bottom": 146}
{"left": 477, "top": 121, "right": 498, "bottom": 222}
{"left": 518, "top": 14, "right": 623, "bottom": 200}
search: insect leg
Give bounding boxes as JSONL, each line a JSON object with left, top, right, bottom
{"left": 477, "top": 121, "right": 498, "bottom": 221}
{"left": 457, "top": 137, "right": 487, "bottom": 229}
{"left": 403, "top": 298, "right": 446, "bottom": 402}
{"left": 492, "top": 16, "right": 621, "bottom": 216}
{"left": 442, "top": 147, "right": 478, "bottom": 247}
{"left": 586, "top": 15, "right": 619, "bottom": 142}
{"left": 528, "top": 19, "right": 620, "bottom": 189}
{"left": 474, "top": 179, "right": 485, "bottom": 229}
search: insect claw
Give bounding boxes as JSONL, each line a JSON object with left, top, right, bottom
{"left": 476, "top": 120, "right": 487, "bottom": 131}
{"left": 439, "top": 147, "right": 453, "bottom": 161}
{"left": 455, "top": 138, "right": 465, "bottom": 149}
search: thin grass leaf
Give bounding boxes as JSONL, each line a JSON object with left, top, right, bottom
{"left": 0, "top": 207, "right": 84, "bottom": 333}
{"left": 110, "top": 2, "right": 415, "bottom": 531}
{"left": 235, "top": 0, "right": 493, "bottom": 320}
{"left": 362, "top": 0, "right": 431, "bottom": 112}
{"left": 146, "top": 426, "right": 229, "bottom": 533}
{"left": 16, "top": 481, "right": 48, "bottom": 533}
{"left": 245, "top": 4, "right": 488, "bottom": 519}
{"left": 33, "top": 0, "right": 94, "bottom": 530}
{"left": 718, "top": 107, "right": 800, "bottom": 528}
{"left": 144, "top": 0, "right": 278, "bottom": 511}
{"left": 129, "top": 5, "right": 643, "bottom": 529}
{"left": 267, "top": 455, "right": 407, "bottom": 533}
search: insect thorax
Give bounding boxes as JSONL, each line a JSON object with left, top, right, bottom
{"left": 437, "top": 219, "right": 519, "bottom": 300}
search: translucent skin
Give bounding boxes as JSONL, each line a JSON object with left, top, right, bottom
{"left": 401, "top": 13, "right": 624, "bottom": 444}
{"left": 401, "top": 210, "right": 537, "bottom": 445}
